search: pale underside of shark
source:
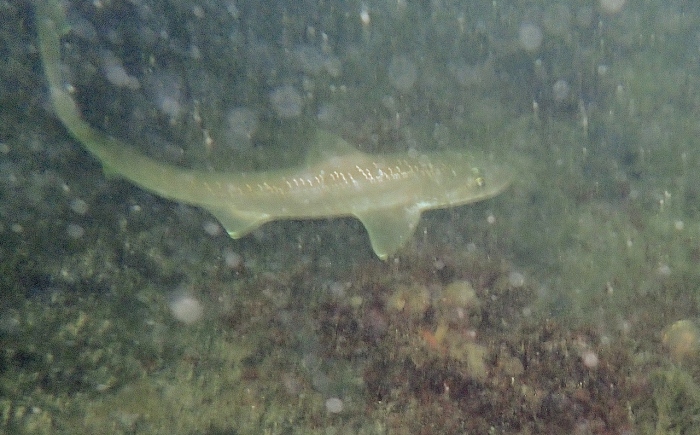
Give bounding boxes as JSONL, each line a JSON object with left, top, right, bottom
{"left": 36, "top": 1, "right": 511, "bottom": 259}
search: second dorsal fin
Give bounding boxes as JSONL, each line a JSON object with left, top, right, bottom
{"left": 305, "top": 130, "right": 365, "bottom": 165}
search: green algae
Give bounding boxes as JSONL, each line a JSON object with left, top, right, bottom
{"left": 643, "top": 368, "right": 700, "bottom": 435}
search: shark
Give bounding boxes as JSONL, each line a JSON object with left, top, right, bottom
{"left": 36, "top": 1, "right": 511, "bottom": 259}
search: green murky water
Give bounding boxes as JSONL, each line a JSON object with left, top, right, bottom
{"left": 3, "top": 0, "right": 700, "bottom": 433}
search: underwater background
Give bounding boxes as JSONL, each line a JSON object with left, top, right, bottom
{"left": 2, "top": 0, "right": 700, "bottom": 433}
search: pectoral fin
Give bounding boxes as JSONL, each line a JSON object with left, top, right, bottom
{"left": 207, "top": 206, "right": 270, "bottom": 238}
{"left": 354, "top": 207, "right": 421, "bottom": 260}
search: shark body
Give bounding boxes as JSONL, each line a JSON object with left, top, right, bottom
{"left": 36, "top": 1, "right": 511, "bottom": 259}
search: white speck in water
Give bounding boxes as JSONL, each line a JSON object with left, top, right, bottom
{"left": 69, "top": 198, "right": 89, "bottom": 215}
{"left": 66, "top": 223, "right": 85, "bottom": 239}
{"left": 148, "top": 70, "right": 184, "bottom": 119}
{"left": 102, "top": 51, "right": 140, "bottom": 90}
{"left": 225, "top": 1, "right": 239, "bottom": 17}
{"left": 553, "top": 79, "right": 570, "bottom": 102}
{"left": 518, "top": 23, "right": 543, "bottom": 52}
{"left": 360, "top": 6, "right": 370, "bottom": 26}
{"left": 203, "top": 221, "right": 222, "bottom": 237}
{"left": 325, "top": 397, "right": 344, "bottom": 413}
{"left": 270, "top": 85, "right": 304, "bottom": 118}
{"left": 169, "top": 294, "right": 204, "bottom": 325}
{"left": 225, "top": 107, "right": 259, "bottom": 145}
{"left": 223, "top": 249, "right": 243, "bottom": 269}
{"left": 508, "top": 271, "right": 526, "bottom": 288}
{"left": 657, "top": 264, "right": 672, "bottom": 278}
{"left": 599, "top": 0, "right": 626, "bottom": 15}
{"left": 192, "top": 5, "right": 205, "bottom": 18}
{"left": 581, "top": 350, "right": 599, "bottom": 369}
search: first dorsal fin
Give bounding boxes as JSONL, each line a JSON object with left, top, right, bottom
{"left": 305, "top": 130, "right": 364, "bottom": 165}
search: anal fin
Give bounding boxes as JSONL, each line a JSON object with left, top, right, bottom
{"left": 206, "top": 206, "right": 270, "bottom": 239}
